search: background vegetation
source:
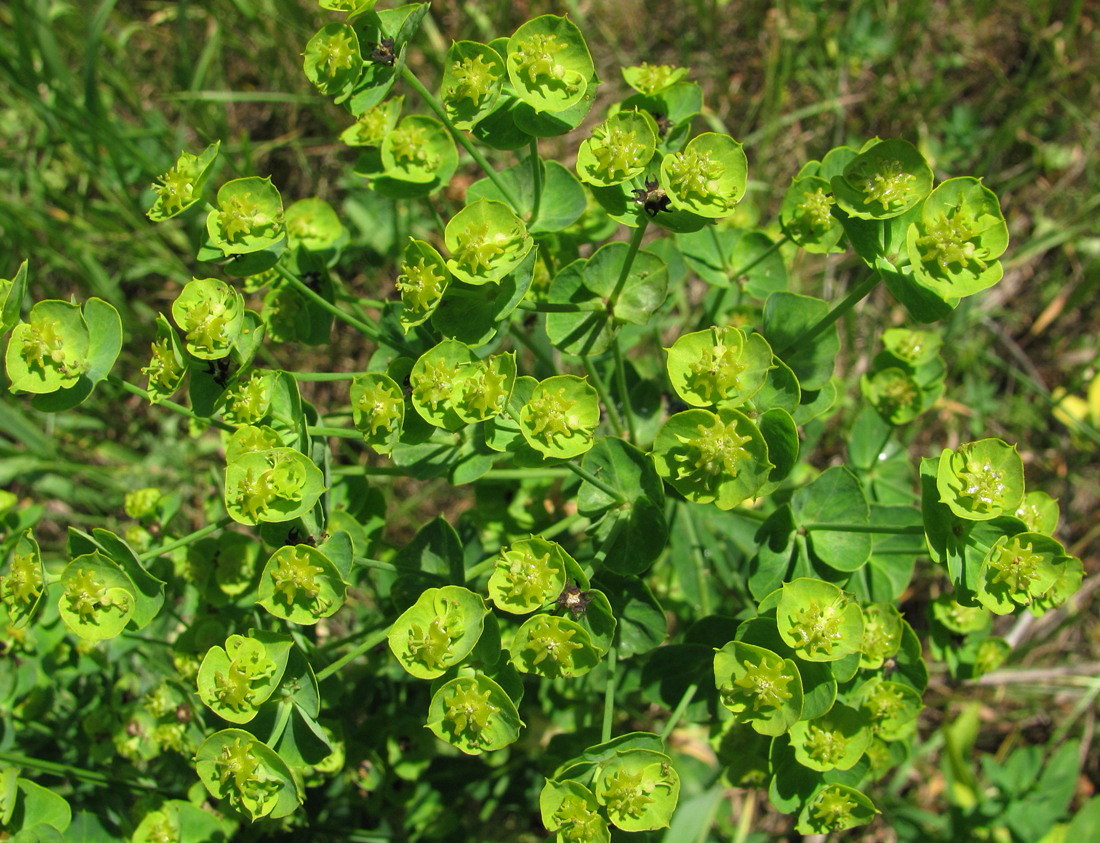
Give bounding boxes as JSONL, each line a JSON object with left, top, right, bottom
{"left": 2, "top": 0, "right": 1098, "bottom": 838}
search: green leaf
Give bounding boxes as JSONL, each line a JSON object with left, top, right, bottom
{"left": 0, "top": 260, "right": 28, "bottom": 336}
{"left": 468, "top": 159, "right": 587, "bottom": 234}
{"left": 792, "top": 466, "right": 872, "bottom": 572}
{"left": 762, "top": 292, "right": 838, "bottom": 392}
{"left": 577, "top": 437, "right": 667, "bottom": 575}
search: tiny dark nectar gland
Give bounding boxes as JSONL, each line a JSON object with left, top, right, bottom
{"left": 631, "top": 178, "right": 672, "bottom": 217}
{"left": 555, "top": 581, "right": 594, "bottom": 619}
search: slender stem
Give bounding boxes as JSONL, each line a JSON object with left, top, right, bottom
{"left": 137, "top": 515, "right": 234, "bottom": 563}
{"left": 514, "top": 299, "right": 606, "bottom": 313}
{"left": 702, "top": 233, "right": 790, "bottom": 328}
{"left": 581, "top": 356, "right": 625, "bottom": 438}
{"left": 274, "top": 264, "right": 385, "bottom": 344}
{"left": 611, "top": 338, "right": 636, "bottom": 443}
{"left": 508, "top": 319, "right": 558, "bottom": 376}
{"left": 540, "top": 511, "right": 583, "bottom": 541}
{"left": 478, "top": 468, "right": 570, "bottom": 480}
{"left": 290, "top": 371, "right": 363, "bottom": 382}
{"left": 774, "top": 272, "right": 881, "bottom": 356}
{"left": 315, "top": 623, "right": 393, "bottom": 683}
{"left": 566, "top": 461, "right": 626, "bottom": 505}
{"left": 398, "top": 64, "right": 522, "bottom": 211}
{"left": 109, "top": 375, "right": 234, "bottom": 432}
{"left": 356, "top": 556, "right": 400, "bottom": 574}
{"left": 331, "top": 464, "right": 411, "bottom": 477}
{"left": 610, "top": 218, "right": 649, "bottom": 303}
{"left": 661, "top": 682, "right": 699, "bottom": 739}
{"left": 308, "top": 426, "right": 364, "bottom": 440}
{"left": 680, "top": 504, "right": 712, "bottom": 616}
{"left": 0, "top": 751, "right": 168, "bottom": 794}
{"left": 601, "top": 644, "right": 617, "bottom": 743}
{"left": 803, "top": 522, "right": 926, "bottom": 535}
{"left": 528, "top": 137, "right": 543, "bottom": 224}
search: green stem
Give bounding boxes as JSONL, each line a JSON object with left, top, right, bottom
{"left": 331, "top": 465, "right": 410, "bottom": 477}
{"left": 398, "top": 64, "right": 522, "bottom": 211}
{"left": 528, "top": 137, "right": 542, "bottom": 224}
{"left": 661, "top": 681, "right": 699, "bottom": 740}
{"left": 803, "top": 522, "right": 926, "bottom": 535}
{"left": 356, "top": 556, "right": 400, "bottom": 574}
{"left": 137, "top": 515, "right": 233, "bottom": 563}
{"left": 0, "top": 750, "right": 168, "bottom": 794}
{"left": 610, "top": 217, "right": 649, "bottom": 303}
{"left": 566, "top": 461, "right": 626, "bottom": 505}
{"left": 680, "top": 504, "right": 712, "bottom": 616}
{"left": 290, "top": 371, "right": 362, "bottom": 382}
{"left": 581, "top": 356, "right": 625, "bottom": 438}
{"left": 601, "top": 644, "right": 617, "bottom": 743}
{"left": 307, "top": 426, "right": 364, "bottom": 440}
{"left": 508, "top": 320, "right": 558, "bottom": 377}
{"left": 611, "top": 338, "right": 636, "bottom": 443}
{"left": 109, "top": 375, "right": 234, "bottom": 432}
{"left": 478, "top": 468, "right": 570, "bottom": 480}
{"left": 267, "top": 700, "right": 294, "bottom": 746}
{"left": 774, "top": 272, "right": 881, "bottom": 356}
{"left": 274, "top": 264, "right": 387, "bottom": 345}
{"left": 514, "top": 299, "right": 606, "bottom": 313}
{"left": 315, "top": 623, "right": 393, "bottom": 683}
{"left": 702, "top": 233, "right": 790, "bottom": 328}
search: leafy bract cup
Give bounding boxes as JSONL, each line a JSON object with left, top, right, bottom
{"left": 659, "top": 132, "right": 747, "bottom": 218}
{"left": 977, "top": 532, "right": 1070, "bottom": 615}
{"left": 195, "top": 729, "right": 299, "bottom": 821}
{"left": 506, "top": 15, "right": 594, "bottom": 114}
{"left": 196, "top": 632, "right": 291, "bottom": 724}
{"left": 218, "top": 369, "right": 276, "bottom": 427}
{"left": 441, "top": 41, "right": 505, "bottom": 130}
{"left": 1, "top": 531, "right": 45, "bottom": 628}
{"left": 488, "top": 536, "right": 571, "bottom": 614}
{"left": 258, "top": 544, "right": 347, "bottom": 624}
{"left": 452, "top": 352, "right": 516, "bottom": 424}
{"left": 147, "top": 141, "right": 220, "bottom": 221}
{"left": 652, "top": 407, "right": 771, "bottom": 509}
{"left": 444, "top": 198, "right": 533, "bottom": 285}
{"left": 141, "top": 315, "right": 186, "bottom": 403}
{"left": 714, "top": 641, "right": 803, "bottom": 736}
{"left": 511, "top": 614, "right": 600, "bottom": 678}
{"left": 780, "top": 174, "right": 844, "bottom": 253}
{"left": 831, "top": 138, "right": 932, "bottom": 220}
{"left": 380, "top": 115, "right": 457, "bottom": 185}
{"left": 621, "top": 62, "right": 689, "bottom": 96}
{"left": 518, "top": 374, "right": 600, "bottom": 459}
{"left": 796, "top": 784, "right": 877, "bottom": 835}
{"left": 576, "top": 110, "right": 658, "bottom": 187}
{"left": 5, "top": 300, "right": 89, "bottom": 394}
{"left": 426, "top": 674, "right": 523, "bottom": 754}
{"left": 350, "top": 372, "right": 404, "bottom": 453}
{"left": 936, "top": 438, "right": 1024, "bottom": 521}
{"left": 388, "top": 585, "right": 487, "bottom": 679}
{"left": 906, "top": 177, "right": 1008, "bottom": 300}
{"left": 665, "top": 326, "right": 772, "bottom": 408}
{"left": 775, "top": 578, "right": 864, "bottom": 662}
{"left": 340, "top": 95, "right": 402, "bottom": 147}
{"left": 205, "top": 177, "right": 286, "bottom": 255}
{"left": 540, "top": 779, "right": 610, "bottom": 843}
{"left": 285, "top": 197, "right": 346, "bottom": 253}
{"left": 788, "top": 704, "right": 872, "bottom": 772}
{"left": 409, "top": 339, "right": 476, "bottom": 430}
{"left": 171, "top": 278, "right": 246, "bottom": 360}
{"left": 396, "top": 238, "right": 450, "bottom": 331}
{"left": 224, "top": 447, "right": 325, "bottom": 526}
{"left": 594, "top": 748, "right": 680, "bottom": 832}
{"left": 58, "top": 552, "right": 137, "bottom": 640}
{"left": 303, "top": 23, "right": 361, "bottom": 99}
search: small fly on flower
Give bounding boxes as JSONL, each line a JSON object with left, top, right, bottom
{"left": 554, "top": 580, "right": 594, "bottom": 619}
{"left": 631, "top": 178, "right": 672, "bottom": 217}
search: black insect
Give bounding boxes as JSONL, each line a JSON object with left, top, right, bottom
{"left": 205, "top": 357, "right": 234, "bottom": 388}
{"left": 651, "top": 111, "right": 673, "bottom": 138}
{"left": 370, "top": 37, "right": 396, "bottom": 66}
{"left": 631, "top": 178, "right": 672, "bottom": 217}
{"left": 554, "top": 580, "right": 595, "bottom": 620}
